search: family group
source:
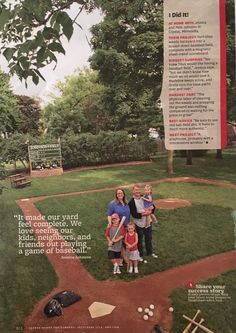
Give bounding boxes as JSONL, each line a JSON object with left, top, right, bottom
{"left": 105, "top": 184, "right": 158, "bottom": 275}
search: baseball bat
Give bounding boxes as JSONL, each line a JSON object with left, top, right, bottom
{"left": 183, "top": 315, "right": 214, "bottom": 333}
{"left": 182, "top": 310, "right": 201, "bottom": 333}
{"left": 111, "top": 216, "right": 126, "bottom": 242}
{"left": 191, "top": 318, "right": 205, "bottom": 333}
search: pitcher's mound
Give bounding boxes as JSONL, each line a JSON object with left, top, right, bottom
{"left": 154, "top": 198, "right": 191, "bottom": 209}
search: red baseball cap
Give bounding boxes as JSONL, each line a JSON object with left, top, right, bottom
{"left": 111, "top": 213, "right": 119, "bottom": 220}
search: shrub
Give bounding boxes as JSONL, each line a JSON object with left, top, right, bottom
{"left": 61, "top": 131, "right": 155, "bottom": 168}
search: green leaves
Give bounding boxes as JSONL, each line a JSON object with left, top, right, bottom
{"left": 37, "top": 46, "right": 47, "bottom": 64}
{"left": 32, "top": 72, "right": 39, "bottom": 85}
{"left": 62, "top": 19, "right": 74, "bottom": 41}
{"left": 89, "top": 0, "right": 164, "bottom": 134}
{"left": 55, "top": 11, "right": 74, "bottom": 41}
{"left": 0, "top": 69, "right": 20, "bottom": 134}
{"left": 0, "top": 0, "right": 87, "bottom": 83}
{"left": 3, "top": 48, "right": 16, "bottom": 61}
{"left": 48, "top": 42, "right": 65, "bottom": 54}
{"left": 0, "top": 8, "right": 10, "bottom": 29}
{"left": 42, "top": 27, "right": 60, "bottom": 40}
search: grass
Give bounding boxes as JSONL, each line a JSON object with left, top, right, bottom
{"left": 171, "top": 270, "right": 236, "bottom": 333}
{"left": 0, "top": 195, "right": 57, "bottom": 333}
{"left": 0, "top": 152, "right": 235, "bottom": 332}
{"left": 35, "top": 183, "right": 235, "bottom": 281}
{"left": 1, "top": 153, "right": 235, "bottom": 200}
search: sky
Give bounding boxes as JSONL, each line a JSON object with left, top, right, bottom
{"left": 0, "top": 5, "right": 102, "bottom": 105}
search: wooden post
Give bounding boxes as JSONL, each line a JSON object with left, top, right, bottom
{"left": 167, "top": 149, "right": 174, "bottom": 174}
{"left": 216, "top": 149, "right": 222, "bottom": 159}
{"left": 186, "top": 150, "right": 193, "bottom": 165}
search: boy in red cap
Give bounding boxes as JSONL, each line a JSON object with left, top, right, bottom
{"left": 105, "top": 213, "right": 126, "bottom": 274}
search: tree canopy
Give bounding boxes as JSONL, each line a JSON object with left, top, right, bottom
{"left": 0, "top": 0, "right": 235, "bottom": 126}
{"left": 15, "top": 95, "right": 41, "bottom": 135}
{"left": 44, "top": 69, "right": 107, "bottom": 136}
{"left": 0, "top": 69, "right": 20, "bottom": 136}
{"left": 89, "top": 0, "right": 164, "bottom": 134}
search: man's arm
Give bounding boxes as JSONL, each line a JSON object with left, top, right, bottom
{"left": 128, "top": 198, "right": 142, "bottom": 219}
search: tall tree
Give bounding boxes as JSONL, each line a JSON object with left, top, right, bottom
{"left": 43, "top": 69, "right": 107, "bottom": 136}
{"left": 15, "top": 95, "right": 41, "bottom": 135}
{"left": 90, "top": 0, "right": 164, "bottom": 135}
{"left": 0, "top": 69, "right": 20, "bottom": 137}
{"left": 0, "top": 133, "right": 30, "bottom": 168}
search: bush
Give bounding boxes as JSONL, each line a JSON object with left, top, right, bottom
{"left": 61, "top": 131, "right": 155, "bottom": 169}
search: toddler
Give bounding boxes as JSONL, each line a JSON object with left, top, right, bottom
{"left": 142, "top": 184, "right": 158, "bottom": 228}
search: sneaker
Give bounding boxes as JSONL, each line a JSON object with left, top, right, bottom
{"left": 129, "top": 266, "right": 133, "bottom": 273}
{"left": 138, "top": 257, "right": 144, "bottom": 262}
{"left": 134, "top": 267, "right": 139, "bottom": 274}
{"left": 113, "top": 264, "right": 118, "bottom": 274}
{"left": 151, "top": 253, "right": 158, "bottom": 258}
{"left": 116, "top": 266, "right": 121, "bottom": 274}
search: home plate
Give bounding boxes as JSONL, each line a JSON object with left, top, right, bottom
{"left": 88, "top": 302, "right": 116, "bottom": 318}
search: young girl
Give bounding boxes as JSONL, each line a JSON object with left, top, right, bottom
{"left": 142, "top": 184, "right": 158, "bottom": 228}
{"left": 106, "top": 213, "right": 125, "bottom": 274}
{"left": 125, "top": 223, "right": 139, "bottom": 273}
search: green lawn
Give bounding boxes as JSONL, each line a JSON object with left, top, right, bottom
{"left": 0, "top": 153, "right": 235, "bottom": 332}
{"left": 171, "top": 270, "right": 236, "bottom": 333}
{"left": 36, "top": 182, "right": 235, "bottom": 281}
{"left": 0, "top": 198, "right": 57, "bottom": 333}
{"left": 2, "top": 153, "right": 236, "bottom": 200}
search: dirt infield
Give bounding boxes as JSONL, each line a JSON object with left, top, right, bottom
{"left": 64, "top": 161, "right": 152, "bottom": 174}
{"left": 16, "top": 177, "right": 236, "bottom": 333}
{"left": 155, "top": 198, "right": 191, "bottom": 209}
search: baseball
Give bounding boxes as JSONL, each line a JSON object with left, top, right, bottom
{"left": 169, "top": 307, "right": 174, "bottom": 312}
{"left": 144, "top": 260, "right": 148, "bottom": 264}
{"left": 148, "top": 311, "right": 154, "bottom": 317}
{"left": 144, "top": 308, "right": 149, "bottom": 313}
{"left": 143, "top": 314, "right": 149, "bottom": 321}
{"left": 149, "top": 304, "right": 155, "bottom": 310}
{"left": 137, "top": 307, "right": 143, "bottom": 313}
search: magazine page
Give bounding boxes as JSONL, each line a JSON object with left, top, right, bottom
{"left": 0, "top": 1, "right": 235, "bottom": 333}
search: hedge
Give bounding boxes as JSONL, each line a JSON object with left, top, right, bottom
{"left": 61, "top": 131, "right": 155, "bottom": 168}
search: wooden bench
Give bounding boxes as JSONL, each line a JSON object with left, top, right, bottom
{"left": 9, "top": 173, "right": 31, "bottom": 188}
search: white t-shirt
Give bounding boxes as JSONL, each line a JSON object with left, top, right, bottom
{"left": 133, "top": 198, "right": 146, "bottom": 228}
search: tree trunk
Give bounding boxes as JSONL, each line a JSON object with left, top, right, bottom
{"left": 167, "top": 150, "right": 174, "bottom": 174}
{"left": 20, "top": 159, "right": 27, "bottom": 169}
{"left": 216, "top": 149, "right": 223, "bottom": 159}
{"left": 186, "top": 150, "right": 193, "bottom": 165}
